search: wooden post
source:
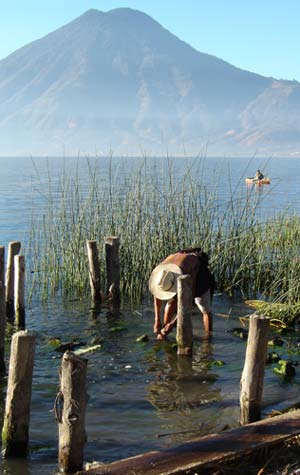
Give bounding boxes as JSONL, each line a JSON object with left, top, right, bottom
{"left": 5, "top": 241, "right": 21, "bottom": 318}
{"left": 86, "top": 240, "right": 101, "bottom": 303}
{"left": 105, "top": 236, "right": 120, "bottom": 305}
{"left": 0, "top": 246, "right": 5, "bottom": 372}
{"left": 240, "top": 314, "right": 269, "bottom": 425}
{"left": 14, "top": 255, "right": 25, "bottom": 328}
{"left": 57, "top": 351, "right": 88, "bottom": 473}
{"left": 176, "top": 274, "right": 193, "bottom": 356}
{"left": 2, "top": 331, "right": 35, "bottom": 457}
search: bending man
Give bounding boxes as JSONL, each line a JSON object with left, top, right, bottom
{"left": 149, "top": 248, "right": 214, "bottom": 340}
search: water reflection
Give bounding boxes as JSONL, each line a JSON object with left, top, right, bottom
{"left": 146, "top": 340, "right": 221, "bottom": 442}
{"left": 1, "top": 458, "right": 57, "bottom": 475}
{"left": 88, "top": 299, "right": 121, "bottom": 320}
{"left": 88, "top": 302, "right": 102, "bottom": 322}
{"left": 1, "top": 460, "right": 31, "bottom": 475}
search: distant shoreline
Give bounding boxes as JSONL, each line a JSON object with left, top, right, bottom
{"left": 0, "top": 153, "right": 299, "bottom": 159}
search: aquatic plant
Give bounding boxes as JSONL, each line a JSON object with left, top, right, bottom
{"left": 245, "top": 299, "right": 300, "bottom": 325}
{"left": 26, "top": 157, "right": 300, "bottom": 310}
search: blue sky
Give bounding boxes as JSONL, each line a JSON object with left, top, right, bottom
{"left": 1, "top": 0, "right": 299, "bottom": 81}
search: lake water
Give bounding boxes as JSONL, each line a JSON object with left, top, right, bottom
{"left": 1, "top": 155, "right": 300, "bottom": 474}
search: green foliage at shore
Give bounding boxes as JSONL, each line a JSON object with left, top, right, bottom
{"left": 27, "top": 158, "right": 300, "bottom": 309}
{"left": 245, "top": 300, "right": 300, "bottom": 325}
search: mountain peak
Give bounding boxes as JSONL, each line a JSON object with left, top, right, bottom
{"left": 78, "top": 8, "right": 104, "bottom": 20}
{"left": 79, "top": 7, "right": 154, "bottom": 20}
{"left": 0, "top": 8, "right": 299, "bottom": 156}
{"left": 106, "top": 7, "right": 155, "bottom": 18}
{"left": 77, "top": 7, "right": 162, "bottom": 30}
{"left": 83, "top": 8, "right": 101, "bottom": 14}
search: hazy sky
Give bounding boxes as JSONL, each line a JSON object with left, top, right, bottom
{"left": 1, "top": 0, "right": 299, "bottom": 81}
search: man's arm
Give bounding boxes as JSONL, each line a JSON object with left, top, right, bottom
{"left": 153, "top": 297, "right": 162, "bottom": 335}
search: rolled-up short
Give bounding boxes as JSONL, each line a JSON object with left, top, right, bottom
{"left": 194, "top": 289, "right": 212, "bottom": 314}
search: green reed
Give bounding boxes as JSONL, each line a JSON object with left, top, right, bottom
{"left": 27, "top": 158, "right": 300, "bottom": 305}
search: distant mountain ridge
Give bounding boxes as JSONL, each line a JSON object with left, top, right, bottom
{"left": 0, "top": 8, "right": 299, "bottom": 156}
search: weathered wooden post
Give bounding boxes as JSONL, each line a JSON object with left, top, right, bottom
{"left": 14, "top": 255, "right": 25, "bottom": 328}
{"left": 176, "top": 274, "right": 193, "bottom": 356}
{"left": 2, "top": 330, "right": 35, "bottom": 457}
{"left": 0, "top": 246, "right": 6, "bottom": 372}
{"left": 105, "top": 236, "right": 120, "bottom": 305}
{"left": 56, "top": 351, "right": 88, "bottom": 473}
{"left": 5, "top": 240, "right": 21, "bottom": 318}
{"left": 86, "top": 240, "right": 102, "bottom": 303}
{"left": 240, "top": 314, "right": 269, "bottom": 425}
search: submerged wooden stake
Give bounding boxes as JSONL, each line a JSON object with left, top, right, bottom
{"left": 240, "top": 314, "right": 269, "bottom": 425}
{"left": 105, "top": 236, "right": 120, "bottom": 305}
{"left": 176, "top": 274, "right": 193, "bottom": 356}
{"left": 2, "top": 331, "right": 35, "bottom": 457}
{"left": 86, "top": 240, "right": 101, "bottom": 303}
{"left": 0, "top": 246, "right": 5, "bottom": 372}
{"left": 5, "top": 240, "right": 21, "bottom": 318}
{"left": 57, "top": 351, "right": 88, "bottom": 473}
{"left": 14, "top": 255, "right": 25, "bottom": 328}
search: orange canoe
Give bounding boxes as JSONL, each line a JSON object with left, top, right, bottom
{"left": 245, "top": 177, "right": 271, "bottom": 185}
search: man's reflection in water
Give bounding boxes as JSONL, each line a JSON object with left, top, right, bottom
{"left": 146, "top": 340, "right": 222, "bottom": 444}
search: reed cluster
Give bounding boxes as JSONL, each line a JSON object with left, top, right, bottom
{"left": 27, "top": 157, "right": 300, "bottom": 305}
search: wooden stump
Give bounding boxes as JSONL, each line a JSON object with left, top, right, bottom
{"left": 240, "top": 314, "right": 269, "bottom": 425}
{"left": 0, "top": 246, "right": 5, "bottom": 372}
{"left": 176, "top": 274, "right": 193, "bottom": 356}
{"left": 5, "top": 241, "right": 21, "bottom": 318}
{"left": 105, "top": 237, "right": 120, "bottom": 306}
{"left": 86, "top": 240, "right": 101, "bottom": 303}
{"left": 14, "top": 255, "right": 25, "bottom": 328}
{"left": 57, "top": 351, "right": 88, "bottom": 473}
{"left": 2, "top": 331, "right": 35, "bottom": 457}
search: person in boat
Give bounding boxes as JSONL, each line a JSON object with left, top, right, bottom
{"left": 149, "top": 248, "right": 214, "bottom": 340}
{"left": 254, "top": 169, "right": 264, "bottom": 181}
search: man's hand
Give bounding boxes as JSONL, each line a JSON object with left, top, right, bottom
{"left": 154, "top": 321, "right": 162, "bottom": 335}
{"left": 156, "top": 331, "right": 166, "bottom": 341}
{"left": 156, "top": 319, "right": 177, "bottom": 340}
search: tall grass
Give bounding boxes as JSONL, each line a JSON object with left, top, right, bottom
{"left": 27, "top": 157, "right": 300, "bottom": 304}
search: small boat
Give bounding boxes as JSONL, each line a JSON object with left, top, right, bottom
{"left": 245, "top": 177, "right": 271, "bottom": 185}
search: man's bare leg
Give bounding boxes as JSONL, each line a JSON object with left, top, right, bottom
{"left": 202, "top": 311, "right": 213, "bottom": 332}
{"left": 195, "top": 296, "right": 213, "bottom": 333}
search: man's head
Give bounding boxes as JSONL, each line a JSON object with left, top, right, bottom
{"left": 149, "top": 263, "right": 182, "bottom": 300}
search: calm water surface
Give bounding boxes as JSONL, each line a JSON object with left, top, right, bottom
{"left": 1, "top": 156, "right": 300, "bottom": 474}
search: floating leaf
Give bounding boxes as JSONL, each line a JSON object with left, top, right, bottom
{"left": 244, "top": 300, "right": 265, "bottom": 309}
{"left": 212, "top": 360, "right": 225, "bottom": 367}
{"left": 109, "top": 326, "right": 127, "bottom": 332}
{"left": 228, "top": 328, "right": 248, "bottom": 339}
{"left": 136, "top": 334, "right": 149, "bottom": 342}
{"left": 266, "top": 352, "right": 280, "bottom": 364}
{"left": 47, "top": 338, "right": 61, "bottom": 347}
{"left": 268, "top": 336, "right": 284, "bottom": 347}
{"left": 73, "top": 344, "right": 101, "bottom": 356}
{"left": 273, "top": 360, "right": 295, "bottom": 378}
